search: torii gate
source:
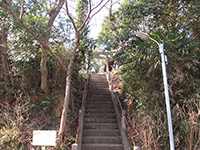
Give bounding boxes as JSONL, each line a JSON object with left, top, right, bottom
{"left": 92, "top": 51, "right": 117, "bottom": 73}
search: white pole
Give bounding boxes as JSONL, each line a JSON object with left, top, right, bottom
{"left": 159, "top": 44, "right": 175, "bottom": 150}
{"left": 136, "top": 31, "right": 175, "bottom": 149}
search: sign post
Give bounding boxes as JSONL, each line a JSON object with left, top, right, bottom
{"left": 32, "top": 130, "right": 57, "bottom": 149}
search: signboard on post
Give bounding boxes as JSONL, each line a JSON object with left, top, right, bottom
{"left": 32, "top": 130, "right": 57, "bottom": 147}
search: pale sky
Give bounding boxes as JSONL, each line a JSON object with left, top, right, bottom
{"left": 61, "top": 0, "right": 123, "bottom": 38}
{"left": 89, "top": 0, "right": 123, "bottom": 38}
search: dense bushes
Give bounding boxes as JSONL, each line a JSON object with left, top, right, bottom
{"left": 100, "top": 0, "right": 200, "bottom": 149}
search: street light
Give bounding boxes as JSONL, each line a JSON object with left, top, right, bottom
{"left": 136, "top": 31, "right": 175, "bottom": 150}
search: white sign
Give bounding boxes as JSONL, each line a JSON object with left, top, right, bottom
{"left": 32, "top": 130, "right": 56, "bottom": 146}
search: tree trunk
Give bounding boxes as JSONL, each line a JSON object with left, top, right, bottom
{"left": 39, "top": 0, "right": 66, "bottom": 94}
{"left": 40, "top": 47, "right": 48, "bottom": 94}
{"left": 0, "top": 1, "right": 66, "bottom": 95}
{"left": 58, "top": 0, "right": 109, "bottom": 138}
{"left": 58, "top": 41, "right": 79, "bottom": 138}
{"left": 0, "top": 26, "right": 11, "bottom": 83}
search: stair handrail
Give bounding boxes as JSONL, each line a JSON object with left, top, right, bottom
{"left": 105, "top": 55, "right": 136, "bottom": 149}
{"left": 107, "top": 71, "right": 136, "bottom": 149}
{"left": 115, "top": 93, "right": 136, "bottom": 147}
{"left": 72, "top": 70, "right": 89, "bottom": 150}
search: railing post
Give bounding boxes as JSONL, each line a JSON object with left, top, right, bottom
{"left": 122, "top": 110, "right": 126, "bottom": 131}
{"left": 121, "top": 110, "right": 130, "bottom": 150}
{"left": 106, "top": 54, "right": 109, "bottom": 74}
{"left": 77, "top": 109, "right": 84, "bottom": 150}
{"left": 72, "top": 71, "right": 89, "bottom": 150}
{"left": 71, "top": 144, "right": 78, "bottom": 150}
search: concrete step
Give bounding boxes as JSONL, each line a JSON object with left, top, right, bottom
{"left": 86, "top": 100, "right": 112, "bottom": 105}
{"left": 89, "top": 80, "right": 108, "bottom": 83}
{"left": 82, "top": 136, "right": 122, "bottom": 144}
{"left": 83, "top": 129, "right": 120, "bottom": 136}
{"left": 88, "top": 92, "right": 110, "bottom": 95}
{"left": 86, "top": 103, "right": 113, "bottom": 107}
{"left": 85, "top": 112, "right": 115, "bottom": 118}
{"left": 88, "top": 88, "right": 108, "bottom": 91}
{"left": 89, "top": 77, "right": 107, "bottom": 80}
{"left": 82, "top": 144, "right": 124, "bottom": 150}
{"left": 85, "top": 108, "right": 115, "bottom": 113}
{"left": 84, "top": 118, "right": 117, "bottom": 123}
{"left": 81, "top": 74, "right": 124, "bottom": 150}
{"left": 88, "top": 86, "right": 109, "bottom": 89}
{"left": 89, "top": 84, "right": 108, "bottom": 87}
{"left": 89, "top": 82, "right": 107, "bottom": 84}
{"left": 87, "top": 97, "right": 112, "bottom": 100}
{"left": 84, "top": 123, "right": 119, "bottom": 129}
{"left": 88, "top": 86, "right": 109, "bottom": 90}
{"left": 87, "top": 98, "right": 112, "bottom": 102}
{"left": 88, "top": 95, "right": 111, "bottom": 99}
{"left": 88, "top": 95, "right": 111, "bottom": 98}
{"left": 90, "top": 76, "right": 107, "bottom": 79}
{"left": 90, "top": 75, "right": 106, "bottom": 77}
{"left": 88, "top": 91, "right": 110, "bottom": 95}
{"left": 89, "top": 83, "right": 108, "bottom": 86}
{"left": 88, "top": 88, "right": 109, "bottom": 91}
{"left": 86, "top": 104, "right": 113, "bottom": 109}
{"left": 88, "top": 88, "right": 109, "bottom": 90}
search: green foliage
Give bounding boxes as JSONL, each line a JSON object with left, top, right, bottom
{"left": 0, "top": 0, "right": 73, "bottom": 99}
{"left": 76, "top": 0, "right": 88, "bottom": 28}
{"left": 0, "top": 0, "right": 86, "bottom": 149}
{"left": 71, "top": 0, "right": 94, "bottom": 104}
{"left": 99, "top": 0, "right": 200, "bottom": 148}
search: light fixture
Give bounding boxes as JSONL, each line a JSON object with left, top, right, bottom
{"left": 136, "top": 31, "right": 175, "bottom": 150}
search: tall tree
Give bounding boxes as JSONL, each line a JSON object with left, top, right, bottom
{"left": 58, "top": 0, "right": 110, "bottom": 138}
{"left": 39, "top": 0, "right": 66, "bottom": 94}
{"left": 0, "top": 0, "right": 111, "bottom": 139}
{"left": 0, "top": 18, "right": 10, "bottom": 82}
{"left": 0, "top": 0, "right": 14, "bottom": 93}
{"left": 1, "top": 0, "right": 67, "bottom": 95}
{"left": 70, "top": 0, "right": 91, "bottom": 108}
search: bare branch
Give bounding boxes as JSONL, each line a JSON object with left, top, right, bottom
{"left": 90, "top": 0, "right": 110, "bottom": 22}
{"left": 66, "top": 0, "right": 78, "bottom": 34}
{"left": 82, "top": 0, "right": 110, "bottom": 32}
{"left": 80, "top": 0, "right": 110, "bottom": 34}
{"left": 0, "top": 2, "right": 68, "bottom": 73}
{"left": 91, "top": 0, "right": 104, "bottom": 12}
{"left": 19, "top": 0, "right": 25, "bottom": 19}
{"left": 48, "top": 0, "right": 65, "bottom": 29}
{"left": 109, "top": 0, "right": 112, "bottom": 17}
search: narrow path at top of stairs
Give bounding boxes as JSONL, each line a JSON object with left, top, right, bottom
{"left": 82, "top": 74, "right": 124, "bottom": 150}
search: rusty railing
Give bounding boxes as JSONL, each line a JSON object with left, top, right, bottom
{"left": 72, "top": 70, "right": 89, "bottom": 150}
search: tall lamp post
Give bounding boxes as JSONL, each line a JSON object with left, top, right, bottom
{"left": 136, "top": 31, "right": 175, "bottom": 150}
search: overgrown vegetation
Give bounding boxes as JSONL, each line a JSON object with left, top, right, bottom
{"left": 1, "top": 0, "right": 200, "bottom": 149}
{"left": 0, "top": 0, "right": 88, "bottom": 149}
{"left": 99, "top": 0, "right": 200, "bottom": 149}
{"left": 0, "top": 93, "right": 80, "bottom": 149}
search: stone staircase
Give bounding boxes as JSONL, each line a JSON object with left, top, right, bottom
{"left": 82, "top": 74, "right": 124, "bottom": 150}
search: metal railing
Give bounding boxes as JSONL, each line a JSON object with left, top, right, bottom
{"left": 107, "top": 71, "right": 136, "bottom": 149}
{"left": 105, "top": 55, "right": 136, "bottom": 149}
{"left": 115, "top": 94, "right": 136, "bottom": 147}
{"left": 72, "top": 70, "right": 89, "bottom": 150}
